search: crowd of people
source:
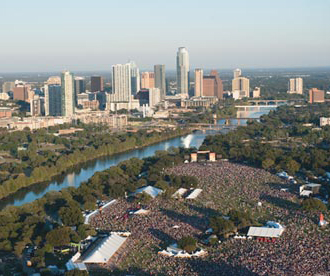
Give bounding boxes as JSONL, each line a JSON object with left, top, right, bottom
{"left": 89, "top": 161, "right": 330, "bottom": 275}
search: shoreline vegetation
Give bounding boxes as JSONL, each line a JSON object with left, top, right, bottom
{"left": 0, "top": 127, "right": 191, "bottom": 201}
{"left": 0, "top": 104, "right": 329, "bottom": 274}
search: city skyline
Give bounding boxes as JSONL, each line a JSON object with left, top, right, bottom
{"left": 1, "top": 0, "right": 329, "bottom": 72}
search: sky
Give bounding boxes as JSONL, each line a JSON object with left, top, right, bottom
{"left": 1, "top": 0, "right": 330, "bottom": 72}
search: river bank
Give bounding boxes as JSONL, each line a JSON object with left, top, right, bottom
{"left": 0, "top": 127, "right": 192, "bottom": 203}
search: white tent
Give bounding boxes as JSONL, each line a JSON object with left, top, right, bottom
{"left": 135, "top": 186, "right": 163, "bottom": 198}
{"left": 133, "top": 209, "right": 150, "bottom": 215}
{"left": 247, "top": 227, "right": 284, "bottom": 238}
{"left": 172, "top": 188, "right": 188, "bottom": 199}
{"left": 81, "top": 234, "right": 128, "bottom": 263}
{"left": 186, "top": 189, "right": 202, "bottom": 199}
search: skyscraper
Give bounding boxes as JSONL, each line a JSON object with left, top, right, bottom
{"left": 288, "top": 78, "right": 303, "bottom": 94}
{"left": 110, "top": 63, "right": 131, "bottom": 103}
{"left": 232, "top": 77, "right": 250, "bottom": 99}
{"left": 202, "top": 70, "right": 223, "bottom": 99}
{"left": 45, "top": 84, "right": 62, "bottom": 116}
{"left": 141, "top": 72, "right": 155, "bottom": 89}
{"left": 30, "top": 95, "right": 42, "bottom": 116}
{"left": 61, "top": 71, "right": 75, "bottom": 117}
{"left": 13, "top": 86, "right": 29, "bottom": 101}
{"left": 194, "top": 69, "right": 203, "bottom": 97}
{"left": 91, "top": 76, "right": 104, "bottom": 92}
{"left": 130, "top": 61, "right": 140, "bottom": 95}
{"left": 176, "top": 47, "right": 190, "bottom": 97}
{"left": 233, "top": 69, "right": 242, "bottom": 79}
{"left": 154, "top": 64, "right": 166, "bottom": 100}
{"left": 74, "top": 77, "right": 86, "bottom": 94}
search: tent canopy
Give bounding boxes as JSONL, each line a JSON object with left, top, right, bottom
{"left": 247, "top": 227, "right": 284, "bottom": 238}
{"left": 80, "top": 234, "right": 127, "bottom": 263}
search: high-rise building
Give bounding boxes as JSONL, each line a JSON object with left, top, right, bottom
{"left": 149, "top": 88, "right": 161, "bottom": 108}
{"left": 309, "top": 88, "right": 325, "bottom": 103}
{"left": 232, "top": 77, "right": 250, "bottom": 99}
{"left": 45, "top": 84, "right": 62, "bottom": 116}
{"left": 233, "top": 69, "right": 242, "bottom": 79}
{"left": 74, "top": 77, "right": 86, "bottom": 94}
{"left": 154, "top": 64, "right": 166, "bottom": 100}
{"left": 130, "top": 61, "right": 140, "bottom": 95}
{"left": 110, "top": 63, "right": 131, "bottom": 103}
{"left": 91, "top": 76, "right": 104, "bottom": 92}
{"left": 13, "top": 86, "right": 29, "bottom": 101}
{"left": 141, "top": 72, "right": 155, "bottom": 89}
{"left": 203, "top": 70, "right": 223, "bottom": 99}
{"left": 30, "top": 95, "right": 42, "bottom": 116}
{"left": 176, "top": 47, "right": 190, "bottom": 97}
{"left": 252, "top": 87, "right": 261, "bottom": 98}
{"left": 2, "top": 82, "right": 15, "bottom": 93}
{"left": 194, "top": 69, "right": 203, "bottom": 97}
{"left": 288, "top": 78, "right": 303, "bottom": 94}
{"left": 108, "top": 63, "right": 140, "bottom": 111}
{"left": 61, "top": 71, "right": 75, "bottom": 117}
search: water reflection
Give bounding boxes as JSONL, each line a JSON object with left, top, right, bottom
{"left": 0, "top": 106, "right": 275, "bottom": 210}
{"left": 0, "top": 132, "right": 208, "bottom": 209}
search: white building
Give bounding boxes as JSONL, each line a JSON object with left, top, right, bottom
{"left": 320, "top": 117, "right": 330, "bottom": 127}
{"left": 149, "top": 88, "right": 161, "bottom": 108}
{"left": 0, "top": 92, "right": 10, "bottom": 100}
{"left": 176, "top": 47, "right": 190, "bottom": 97}
{"left": 252, "top": 87, "right": 261, "bottom": 98}
{"left": 61, "top": 71, "right": 75, "bottom": 117}
{"left": 288, "top": 78, "right": 303, "bottom": 94}
{"left": 233, "top": 68, "right": 242, "bottom": 79}
{"left": 194, "top": 69, "right": 203, "bottom": 97}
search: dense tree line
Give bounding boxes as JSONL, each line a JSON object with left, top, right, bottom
{"left": 0, "top": 125, "right": 190, "bottom": 200}
{"left": 201, "top": 104, "right": 330, "bottom": 177}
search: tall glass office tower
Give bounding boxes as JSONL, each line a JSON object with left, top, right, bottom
{"left": 129, "top": 61, "right": 140, "bottom": 96}
{"left": 176, "top": 47, "right": 189, "bottom": 97}
{"left": 154, "top": 64, "right": 166, "bottom": 100}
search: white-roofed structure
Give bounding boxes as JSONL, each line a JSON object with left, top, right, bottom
{"left": 172, "top": 188, "right": 188, "bottom": 199}
{"left": 66, "top": 253, "right": 87, "bottom": 271}
{"left": 133, "top": 209, "right": 150, "bottom": 215}
{"left": 247, "top": 227, "right": 285, "bottom": 238}
{"left": 66, "top": 260, "right": 87, "bottom": 271}
{"left": 134, "top": 186, "right": 163, "bottom": 198}
{"left": 186, "top": 188, "right": 202, "bottom": 199}
{"left": 80, "top": 234, "right": 128, "bottom": 263}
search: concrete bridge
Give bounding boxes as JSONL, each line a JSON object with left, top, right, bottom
{"left": 247, "top": 99, "right": 305, "bottom": 106}
{"left": 235, "top": 105, "right": 278, "bottom": 112}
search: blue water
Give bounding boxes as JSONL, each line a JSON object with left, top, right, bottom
{"left": 0, "top": 106, "right": 275, "bottom": 209}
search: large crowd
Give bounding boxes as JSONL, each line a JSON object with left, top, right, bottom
{"left": 89, "top": 161, "right": 330, "bottom": 275}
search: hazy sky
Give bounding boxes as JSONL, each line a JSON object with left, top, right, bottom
{"left": 1, "top": 0, "right": 330, "bottom": 72}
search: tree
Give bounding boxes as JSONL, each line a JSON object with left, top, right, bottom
{"left": 302, "top": 198, "right": 327, "bottom": 211}
{"left": 262, "top": 158, "right": 275, "bottom": 170}
{"left": 285, "top": 159, "right": 300, "bottom": 175}
{"left": 209, "top": 217, "right": 237, "bottom": 238}
{"left": 65, "top": 270, "right": 89, "bottom": 276}
{"left": 58, "top": 204, "right": 83, "bottom": 226}
{"left": 178, "top": 236, "right": 197, "bottom": 253}
{"left": 228, "top": 209, "right": 255, "bottom": 229}
{"left": 154, "top": 180, "right": 169, "bottom": 191}
{"left": 46, "top": 227, "right": 71, "bottom": 247}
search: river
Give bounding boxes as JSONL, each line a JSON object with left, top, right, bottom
{"left": 0, "top": 106, "right": 275, "bottom": 209}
